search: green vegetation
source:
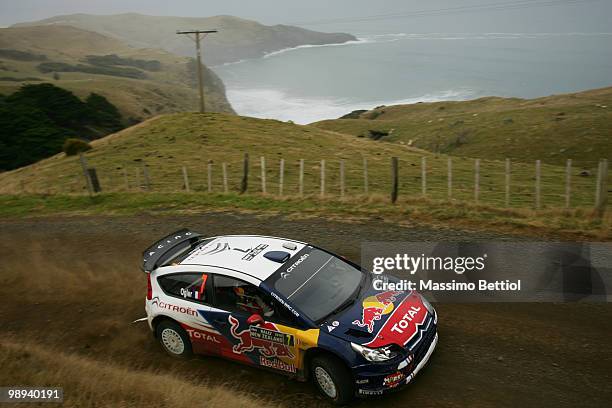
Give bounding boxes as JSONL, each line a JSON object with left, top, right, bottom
{"left": 0, "top": 193, "right": 608, "bottom": 239}
{"left": 0, "top": 25, "right": 234, "bottom": 120}
{"left": 313, "top": 87, "right": 612, "bottom": 167}
{"left": 85, "top": 54, "right": 162, "bottom": 71}
{"left": 0, "top": 112, "right": 605, "bottom": 210}
{"left": 38, "top": 61, "right": 147, "bottom": 79}
{"left": 0, "top": 83, "right": 122, "bottom": 170}
{"left": 0, "top": 48, "right": 46, "bottom": 61}
{"left": 63, "top": 138, "right": 92, "bottom": 156}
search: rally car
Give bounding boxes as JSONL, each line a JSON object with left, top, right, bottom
{"left": 142, "top": 229, "right": 438, "bottom": 404}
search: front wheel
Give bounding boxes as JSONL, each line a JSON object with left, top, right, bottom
{"left": 311, "top": 355, "right": 354, "bottom": 405}
{"left": 156, "top": 320, "right": 192, "bottom": 358}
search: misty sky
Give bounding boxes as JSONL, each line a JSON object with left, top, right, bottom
{"left": 1, "top": 0, "right": 611, "bottom": 34}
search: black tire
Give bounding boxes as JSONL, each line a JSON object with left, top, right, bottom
{"left": 311, "top": 354, "right": 354, "bottom": 405}
{"left": 155, "top": 320, "right": 192, "bottom": 358}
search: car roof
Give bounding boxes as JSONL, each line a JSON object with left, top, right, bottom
{"left": 178, "top": 235, "right": 307, "bottom": 282}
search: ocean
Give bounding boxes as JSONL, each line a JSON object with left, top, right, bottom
{"left": 212, "top": 32, "right": 612, "bottom": 124}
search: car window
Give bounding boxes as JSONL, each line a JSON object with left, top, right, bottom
{"left": 158, "top": 273, "right": 210, "bottom": 304}
{"left": 267, "top": 247, "right": 363, "bottom": 323}
{"left": 212, "top": 275, "right": 276, "bottom": 317}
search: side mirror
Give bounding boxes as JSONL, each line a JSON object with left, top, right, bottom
{"left": 247, "top": 313, "right": 264, "bottom": 326}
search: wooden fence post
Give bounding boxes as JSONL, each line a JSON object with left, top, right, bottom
{"left": 142, "top": 163, "right": 151, "bottom": 191}
{"left": 505, "top": 158, "right": 510, "bottom": 207}
{"left": 340, "top": 160, "right": 345, "bottom": 198}
{"left": 565, "top": 159, "right": 572, "bottom": 208}
{"left": 363, "top": 157, "right": 369, "bottom": 195}
{"left": 474, "top": 159, "right": 480, "bottom": 202}
{"left": 391, "top": 157, "right": 399, "bottom": 204}
{"left": 595, "top": 160, "right": 602, "bottom": 206}
{"left": 299, "top": 159, "right": 304, "bottom": 196}
{"left": 87, "top": 168, "right": 102, "bottom": 193}
{"left": 421, "top": 156, "right": 427, "bottom": 196}
{"left": 535, "top": 160, "right": 541, "bottom": 209}
{"left": 279, "top": 159, "right": 284, "bottom": 196}
{"left": 447, "top": 157, "right": 452, "bottom": 199}
{"left": 182, "top": 166, "right": 190, "bottom": 192}
{"left": 222, "top": 163, "right": 229, "bottom": 193}
{"left": 207, "top": 161, "right": 212, "bottom": 193}
{"left": 240, "top": 153, "right": 249, "bottom": 194}
{"left": 79, "top": 153, "right": 94, "bottom": 196}
{"left": 595, "top": 159, "right": 609, "bottom": 218}
{"left": 260, "top": 156, "right": 267, "bottom": 194}
{"left": 320, "top": 159, "right": 326, "bottom": 197}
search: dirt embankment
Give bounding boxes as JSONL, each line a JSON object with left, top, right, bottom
{"left": 1, "top": 214, "right": 610, "bottom": 407}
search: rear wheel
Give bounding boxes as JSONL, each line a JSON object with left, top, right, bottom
{"left": 311, "top": 355, "right": 354, "bottom": 405}
{"left": 156, "top": 320, "right": 192, "bottom": 358}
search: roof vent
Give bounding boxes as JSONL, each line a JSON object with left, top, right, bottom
{"left": 264, "top": 251, "right": 291, "bottom": 263}
{"left": 282, "top": 242, "right": 297, "bottom": 250}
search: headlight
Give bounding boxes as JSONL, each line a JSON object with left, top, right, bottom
{"left": 351, "top": 343, "right": 398, "bottom": 362}
{"left": 421, "top": 295, "right": 435, "bottom": 315}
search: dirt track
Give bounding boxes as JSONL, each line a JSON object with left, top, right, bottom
{"left": 1, "top": 213, "right": 611, "bottom": 407}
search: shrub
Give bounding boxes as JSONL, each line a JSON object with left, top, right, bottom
{"left": 63, "top": 138, "right": 92, "bottom": 156}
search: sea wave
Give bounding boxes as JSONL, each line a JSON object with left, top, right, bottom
{"left": 225, "top": 88, "right": 475, "bottom": 125}
{"left": 261, "top": 33, "right": 405, "bottom": 59}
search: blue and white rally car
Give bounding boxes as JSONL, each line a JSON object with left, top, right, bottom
{"left": 142, "top": 229, "right": 438, "bottom": 404}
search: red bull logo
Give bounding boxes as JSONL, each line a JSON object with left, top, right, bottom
{"left": 352, "top": 290, "right": 403, "bottom": 333}
{"left": 228, "top": 315, "right": 295, "bottom": 358}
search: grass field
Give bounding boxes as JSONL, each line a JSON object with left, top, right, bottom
{"left": 0, "top": 112, "right": 604, "bottom": 210}
{"left": 0, "top": 193, "right": 608, "bottom": 240}
{"left": 312, "top": 87, "right": 612, "bottom": 167}
{"left": 0, "top": 339, "right": 276, "bottom": 408}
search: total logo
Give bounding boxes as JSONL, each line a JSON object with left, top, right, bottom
{"left": 186, "top": 329, "right": 221, "bottom": 343}
{"left": 390, "top": 306, "right": 422, "bottom": 334}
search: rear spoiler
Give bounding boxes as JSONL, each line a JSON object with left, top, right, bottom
{"left": 142, "top": 228, "right": 203, "bottom": 272}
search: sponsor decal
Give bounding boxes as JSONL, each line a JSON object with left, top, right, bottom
{"left": 146, "top": 232, "right": 194, "bottom": 258}
{"left": 270, "top": 292, "right": 300, "bottom": 317}
{"left": 358, "top": 389, "right": 384, "bottom": 396}
{"left": 383, "top": 371, "right": 405, "bottom": 388}
{"left": 282, "top": 253, "right": 310, "bottom": 279}
{"left": 364, "top": 295, "right": 428, "bottom": 348}
{"left": 355, "top": 379, "right": 369, "bottom": 384}
{"left": 326, "top": 325, "right": 335, "bottom": 332}
{"left": 259, "top": 356, "right": 297, "bottom": 373}
{"left": 228, "top": 315, "right": 295, "bottom": 358}
{"left": 151, "top": 296, "right": 198, "bottom": 316}
{"left": 352, "top": 290, "right": 402, "bottom": 333}
{"left": 186, "top": 328, "right": 221, "bottom": 344}
{"left": 233, "top": 244, "right": 269, "bottom": 261}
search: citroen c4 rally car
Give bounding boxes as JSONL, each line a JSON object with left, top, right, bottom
{"left": 142, "top": 229, "right": 438, "bottom": 404}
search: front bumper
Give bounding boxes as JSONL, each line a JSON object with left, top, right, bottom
{"left": 353, "top": 311, "right": 438, "bottom": 397}
{"left": 354, "top": 332, "right": 438, "bottom": 397}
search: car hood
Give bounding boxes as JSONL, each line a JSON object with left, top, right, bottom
{"left": 319, "top": 283, "right": 429, "bottom": 348}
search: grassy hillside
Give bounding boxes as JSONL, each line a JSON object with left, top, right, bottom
{"left": 0, "top": 112, "right": 604, "bottom": 210}
{"left": 0, "top": 25, "right": 233, "bottom": 121}
{"left": 13, "top": 13, "right": 357, "bottom": 66}
{"left": 312, "top": 87, "right": 612, "bottom": 167}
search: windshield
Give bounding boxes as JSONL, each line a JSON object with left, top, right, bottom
{"left": 266, "top": 246, "right": 363, "bottom": 323}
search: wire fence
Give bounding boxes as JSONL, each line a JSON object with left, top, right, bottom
{"left": 27, "top": 153, "right": 611, "bottom": 211}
